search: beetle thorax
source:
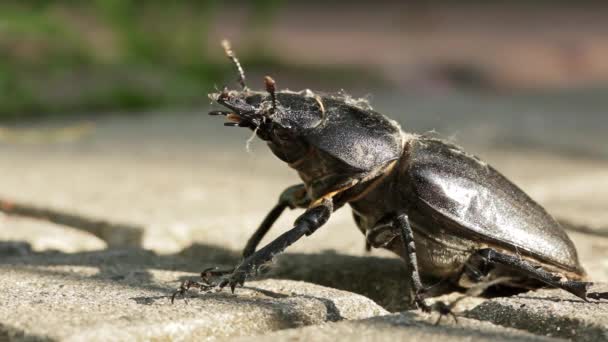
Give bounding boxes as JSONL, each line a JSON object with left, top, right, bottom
{"left": 287, "top": 146, "right": 360, "bottom": 200}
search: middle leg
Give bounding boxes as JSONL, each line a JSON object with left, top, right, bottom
{"left": 393, "top": 213, "right": 432, "bottom": 312}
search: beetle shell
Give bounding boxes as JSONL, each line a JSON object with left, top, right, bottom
{"left": 349, "top": 137, "right": 585, "bottom": 282}
{"left": 407, "top": 138, "right": 583, "bottom": 275}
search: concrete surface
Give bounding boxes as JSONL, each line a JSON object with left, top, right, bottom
{"left": 0, "top": 95, "right": 607, "bottom": 340}
{"left": 466, "top": 285, "right": 608, "bottom": 341}
{"left": 232, "top": 312, "right": 562, "bottom": 342}
{"left": 0, "top": 256, "right": 386, "bottom": 341}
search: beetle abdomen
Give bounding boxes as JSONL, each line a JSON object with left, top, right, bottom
{"left": 406, "top": 138, "right": 584, "bottom": 275}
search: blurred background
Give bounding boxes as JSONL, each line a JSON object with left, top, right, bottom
{"left": 0, "top": 0, "right": 607, "bottom": 153}
{"left": 1, "top": 0, "right": 608, "bottom": 313}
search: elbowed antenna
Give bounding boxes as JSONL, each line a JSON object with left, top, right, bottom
{"left": 221, "top": 39, "right": 247, "bottom": 90}
{"left": 264, "top": 76, "right": 277, "bottom": 114}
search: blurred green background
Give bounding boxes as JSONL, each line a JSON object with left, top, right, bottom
{"left": 1, "top": 0, "right": 608, "bottom": 126}
{"left": 0, "top": 0, "right": 285, "bottom": 119}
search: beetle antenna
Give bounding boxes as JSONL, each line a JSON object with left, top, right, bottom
{"left": 264, "top": 76, "right": 277, "bottom": 114}
{"left": 221, "top": 40, "right": 247, "bottom": 90}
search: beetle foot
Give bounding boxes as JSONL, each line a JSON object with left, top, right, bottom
{"left": 171, "top": 279, "right": 214, "bottom": 304}
{"left": 415, "top": 293, "right": 459, "bottom": 325}
{"left": 217, "top": 269, "right": 247, "bottom": 293}
{"left": 564, "top": 281, "right": 593, "bottom": 301}
{"left": 171, "top": 267, "right": 232, "bottom": 303}
{"left": 429, "top": 301, "right": 459, "bottom": 325}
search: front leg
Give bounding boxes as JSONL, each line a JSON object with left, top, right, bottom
{"left": 242, "top": 184, "right": 310, "bottom": 258}
{"left": 201, "top": 184, "right": 310, "bottom": 280}
{"left": 171, "top": 186, "right": 316, "bottom": 301}
{"left": 219, "top": 198, "right": 333, "bottom": 292}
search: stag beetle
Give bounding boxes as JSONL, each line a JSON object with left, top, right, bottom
{"left": 173, "top": 40, "right": 604, "bottom": 313}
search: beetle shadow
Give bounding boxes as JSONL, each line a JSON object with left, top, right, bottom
{"left": 5, "top": 215, "right": 607, "bottom": 315}
{"left": 0, "top": 239, "right": 414, "bottom": 311}
{"left": 176, "top": 242, "right": 414, "bottom": 311}
{"left": 5, "top": 239, "right": 606, "bottom": 314}
{"left": 0, "top": 198, "right": 145, "bottom": 248}
{"left": 162, "top": 287, "right": 345, "bottom": 322}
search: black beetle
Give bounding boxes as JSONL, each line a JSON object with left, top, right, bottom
{"left": 173, "top": 41, "right": 603, "bottom": 312}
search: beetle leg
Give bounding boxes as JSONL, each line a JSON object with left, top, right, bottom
{"left": 393, "top": 214, "right": 432, "bottom": 312}
{"left": 170, "top": 267, "right": 223, "bottom": 303}
{"left": 242, "top": 184, "right": 310, "bottom": 258}
{"left": 217, "top": 199, "right": 333, "bottom": 293}
{"left": 394, "top": 214, "right": 461, "bottom": 320}
{"left": 432, "top": 301, "right": 458, "bottom": 325}
{"left": 241, "top": 202, "right": 288, "bottom": 258}
{"left": 175, "top": 185, "right": 311, "bottom": 294}
{"left": 473, "top": 248, "right": 591, "bottom": 300}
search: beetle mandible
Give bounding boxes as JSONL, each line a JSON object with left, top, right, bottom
{"left": 173, "top": 40, "right": 601, "bottom": 312}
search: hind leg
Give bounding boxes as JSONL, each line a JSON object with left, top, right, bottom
{"left": 465, "top": 248, "right": 591, "bottom": 300}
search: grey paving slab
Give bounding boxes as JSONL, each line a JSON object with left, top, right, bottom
{"left": 231, "top": 312, "right": 563, "bottom": 342}
{"left": 466, "top": 284, "right": 608, "bottom": 342}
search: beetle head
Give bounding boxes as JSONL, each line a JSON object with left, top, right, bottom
{"left": 209, "top": 41, "right": 327, "bottom": 164}
{"left": 210, "top": 85, "right": 329, "bottom": 164}
{"left": 209, "top": 41, "right": 405, "bottom": 195}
